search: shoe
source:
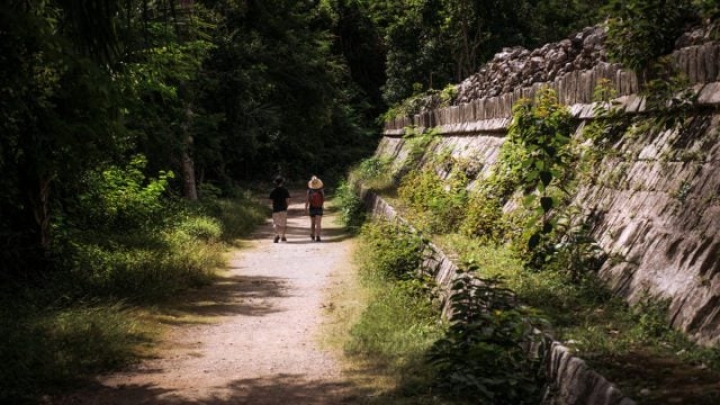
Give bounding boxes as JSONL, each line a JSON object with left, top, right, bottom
{"left": 281, "top": 237, "right": 287, "bottom": 242}
{"left": 315, "top": 236, "right": 321, "bottom": 242}
{"left": 310, "top": 234, "right": 315, "bottom": 241}
{"left": 274, "top": 235, "right": 280, "bottom": 243}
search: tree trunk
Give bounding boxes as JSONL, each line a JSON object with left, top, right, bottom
{"left": 182, "top": 139, "right": 198, "bottom": 200}
{"left": 29, "top": 175, "right": 53, "bottom": 252}
{"left": 181, "top": 107, "right": 198, "bottom": 200}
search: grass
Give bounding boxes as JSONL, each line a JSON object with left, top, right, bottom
{"left": 361, "top": 182, "right": 720, "bottom": 403}
{"left": 0, "top": 194, "right": 268, "bottom": 403}
{"left": 434, "top": 233, "right": 720, "bottom": 405}
{"left": 321, "top": 220, "right": 447, "bottom": 404}
{"left": 0, "top": 295, "right": 157, "bottom": 404}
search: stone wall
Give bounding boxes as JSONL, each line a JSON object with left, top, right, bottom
{"left": 384, "top": 42, "right": 720, "bottom": 137}
{"left": 361, "top": 190, "right": 636, "bottom": 405}
{"left": 378, "top": 30, "right": 720, "bottom": 347}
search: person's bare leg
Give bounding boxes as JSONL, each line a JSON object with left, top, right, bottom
{"left": 315, "top": 216, "right": 322, "bottom": 241}
{"left": 310, "top": 216, "right": 316, "bottom": 240}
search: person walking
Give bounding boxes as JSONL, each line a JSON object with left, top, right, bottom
{"left": 269, "top": 176, "right": 290, "bottom": 243}
{"left": 305, "top": 175, "right": 324, "bottom": 242}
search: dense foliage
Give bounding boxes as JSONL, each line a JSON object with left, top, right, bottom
{"left": 362, "top": 0, "right": 610, "bottom": 106}
{"left": 0, "top": 0, "right": 378, "bottom": 278}
{"left": 604, "top": 0, "right": 698, "bottom": 78}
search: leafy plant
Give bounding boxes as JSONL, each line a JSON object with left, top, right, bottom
{"left": 349, "top": 156, "right": 394, "bottom": 190}
{"left": 427, "top": 263, "right": 547, "bottom": 404}
{"left": 404, "top": 127, "right": 440, "bottom": 164}
{"left": 334, "top": 180, "right": 367, "bottom": 230}
{"left": 359, "top": 219, "right": 426, "bottom": 281}
{"left": 501, "top": 90, "right": 576, "bottom": 263}
{"left": 546, "top": 207, "right": 606, "bottom": 283}
{"left": 398, "top": 163, "right": 469, "bottom": 234}
{"left": 68, "top": 155, "right": 174, "bottom": 233}
{"left": 604, "top": 0, "right": 697, "bottom": 79}
{"left": 642, "top": 71, "right": 698, "bottom": 131}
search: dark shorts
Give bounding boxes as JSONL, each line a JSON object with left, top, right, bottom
{"left": 309, "top": 207, "right": 323, "bottom": 217}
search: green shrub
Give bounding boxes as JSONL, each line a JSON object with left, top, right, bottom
{"left": 334, "top": 180, "right": 367, "bottom": 230}
{"left": 71, "top": 155, "right": 174, "bottom": 232}
{"left": 178, "top": 195, "right": 269, "bottom": 242}
{"left": 66, "top": 230, "right": 220, "bottom": 300}
{"left": 347, "top": 219, "right": 444, "bottom": 402}
{"left": 427, "top": 264, "right": 547, "bottom": 404}
{"left": 398, "top": 165, "right": 468, "bottom": 234}
{"left": 461, "top": 191, "right": 505, "bottom": 241}
{"left": 176, "top": 216, "right": 223, "bottom": 242}
{"left": 359, "top": 219, "right": 426, "bottom": 281}
{"left": 348, "top": 156, "right": 395, "bottom": 191}
{"left": 604, "top": 0, "right": 697, "bottom": 77}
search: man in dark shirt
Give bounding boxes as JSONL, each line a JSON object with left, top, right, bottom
{"left": 269, "top": 176, "right": 291, "bottom": 243}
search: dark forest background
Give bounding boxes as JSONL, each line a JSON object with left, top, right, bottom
{"left": 3, "top": 0, "right": 718, "bottom": 280}
{"left": 3, "top": 1, "right": 720, "bottom": 402}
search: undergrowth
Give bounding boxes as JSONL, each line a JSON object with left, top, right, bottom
{"left": 343, "top": 219, "right": 445, "bottom": 403}
{"left": 354, "top": 83, "right": 720, "bottom": 403}
{"left": 0, "top": 189, "right": 267, "bottom": 403}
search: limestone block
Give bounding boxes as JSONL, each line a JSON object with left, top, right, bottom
{"left": 570, "top": 104, "right": 585, "bottom": 117}
{"left": 450, "top": 106, "right": 459, "bottom": 123}
{"left": 688, "top": 47, "right": 700, "bottom": 82}
{"left": 567, "top": 72, "right": 577, "bottom": 105}
{"left": 413, "top": 113, "right": 422, "bottom": 128}
{"left": 698, "top": 82, "right": 720, "bottom": 105}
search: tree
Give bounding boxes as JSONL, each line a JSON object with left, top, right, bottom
{"left": 199, "top": 0, "right": 375, "bottom": 183}
{"left": 0, "top": 1, "right": 127, "bottom": 274}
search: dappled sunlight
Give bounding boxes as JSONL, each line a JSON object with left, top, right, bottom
{"left": 61, "top": 373, "right": 369, "bottom": 405}
{"left": 152, "top": 274, "right": 290, "bottom": 322}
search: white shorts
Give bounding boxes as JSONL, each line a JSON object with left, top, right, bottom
{"left": 272, "top": 211, "right": 288, "bottom": 230}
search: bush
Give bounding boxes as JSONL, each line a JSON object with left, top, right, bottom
{"left": 427, "top": 265, "right": 547, "bottom": 404}
{"left": 348, "top": 156, "right": 394, "bottom": 191}
{"left": 346, "top": 218, "right": 443, "bottom": 401}
{"left": 69, "top": 155, "right": 174, "bottom": 232}
{"left": 398, "top": 165, "right": 468, "bottom": 234}
{"left": 359, "top": 219, "right": 426, "bottom": 281}
{"left": 604, "top": 0, "right": 697, "bottom": 77}
{"left": 334, "top": 180, "right": 367, "bottom": 230}
{"left": 176, "top": 216, "right": 223, "bottom": 242}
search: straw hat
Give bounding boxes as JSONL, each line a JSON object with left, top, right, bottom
{"left": 308, "top": 176, "right": 324, "bottom": 189}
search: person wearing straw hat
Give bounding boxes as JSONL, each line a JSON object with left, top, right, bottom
{"left": 305, "top": 175, "right": 325, "bottom": 242}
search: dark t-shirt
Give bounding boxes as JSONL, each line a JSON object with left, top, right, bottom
{"left": 269, "top": 186, "right": 290, "bottom": 212}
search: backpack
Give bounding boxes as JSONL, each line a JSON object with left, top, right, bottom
{"left": 309, "top": 189, "right": 324, "bottom": 208}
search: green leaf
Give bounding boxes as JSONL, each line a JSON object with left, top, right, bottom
{"left": 523, "top": 194, "right": 537, "bottom": 205}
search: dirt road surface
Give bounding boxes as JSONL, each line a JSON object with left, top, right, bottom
{"left": 59, "top": 197, "right": 363, "bottom": 404}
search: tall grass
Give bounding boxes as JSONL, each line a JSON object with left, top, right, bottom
{"left": 435, "top": 233, "right": 720, "bottom": 403}
{"left": 339, "top": 220, "right": 445, "bottom": 403}
{"left": 0, "top": 193, "right": 268, "bottom": 403}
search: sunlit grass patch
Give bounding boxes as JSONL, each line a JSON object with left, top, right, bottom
{"left": 326, "top": 220, "right": 445, "bottom": 403}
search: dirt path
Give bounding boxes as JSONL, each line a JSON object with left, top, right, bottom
{"left": 61, "top": 197, "right": 363, "bottom": 404}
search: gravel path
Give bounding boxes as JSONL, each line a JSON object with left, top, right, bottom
{"left": 60, "top": 197, "right": 361, "bottom": 404}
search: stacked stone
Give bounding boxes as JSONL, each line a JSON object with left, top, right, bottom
{"left": 455, "top": 26, "right": 608, "bottom": 104}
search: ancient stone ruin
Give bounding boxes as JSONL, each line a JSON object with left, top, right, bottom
{"left": 370, "top": 23, "right": 720, "bottom": 405}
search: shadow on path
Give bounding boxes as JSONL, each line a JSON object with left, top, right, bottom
{"left": 64, "top": 373, "right": 370, "bottom": 405}
{"left": 156, "top": 274, "right": 289, "bottom": 322}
